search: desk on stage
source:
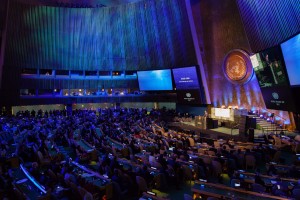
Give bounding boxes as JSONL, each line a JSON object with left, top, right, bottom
{"left": 206, "top": 118, "right": 218, "bottom": 129}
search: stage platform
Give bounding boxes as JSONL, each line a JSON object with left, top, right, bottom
{"left": 168, "top": 121, "right": 298, "bottom": 141}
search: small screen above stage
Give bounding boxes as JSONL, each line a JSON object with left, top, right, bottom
{"left": 211, "top": 108, "right": 235, "bottom": 121}
{"left": 214, "top": 108, "right": 230, "bottom": 118}
{"left": 172, "top": 66, "right": 200, "bottom": 90}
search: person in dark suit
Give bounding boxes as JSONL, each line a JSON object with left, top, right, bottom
{"left": 255, "top": 169, "right": 265, "bottom": 186}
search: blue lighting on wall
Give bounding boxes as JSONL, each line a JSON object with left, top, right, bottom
{"left": 5, "top": 0, "right": 197, "bottom": 71}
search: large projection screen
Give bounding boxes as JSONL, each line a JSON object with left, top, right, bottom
{"left": 137, "top": 69, "right": 173, "bottom": 91}
{"left": 281, "top": 33, "right": 300, "bottom": 86}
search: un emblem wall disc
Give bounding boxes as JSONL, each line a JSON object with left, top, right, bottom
{"left": 223, "top": 49, "right": 254, "bottom": 85}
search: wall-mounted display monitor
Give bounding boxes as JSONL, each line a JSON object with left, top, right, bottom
{"left": 260, "top": 87, "right": 295, "bottom": 111}
{"left": 251, "top": 46, "right": 294, "bottom": 111}
{"left": 172, "top": 66, "right": 200, "bottom": 90}
{"left": 177, "top": 90, "right": 201, "bottom": 105}
{"left": 137, "top": 69, "right": 173, "bottom": 91}
{"left": 281, "top": 33, "right": 300, "bottom": 86}
{"left": 252, "top": 46, "right": 289, "bottom": 88}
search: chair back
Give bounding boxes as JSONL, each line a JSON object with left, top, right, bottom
{"left": 182, "top": 165, "right": 193, "bottom": 181}
{"left": 83, "top": 192, "right": 94, "bottom": 200}
{"left": 207, "top": 151, "right": 216, "bottom": 156}
{"left": 295, "top": 135, "right": 300, "bottom": 142}
{"left": 150, "top": 161, "right": 162, "bottom": 169}
{"left": 230, "top": 179, "right": 240, "bottom": 188}
{"left": 77, "top": 186, "right": 88, "bottom": 199}
{"left": 37, "top": 151, "right": 44, "bottom": 160}
{"left": 273, "top": 151, "right": 281, "bottom": 163}
{"left": 252, "top": 183, "right": 265, "bottom": 192}
{"left": 159, "top": 149, "right": 165, "bottom": 154}
{"left": 153, "top": 173, "right": 167, "bottom": 190}
{"left": 202, "top": 157, "right": 212, "bottom": 165}
{"left": 245, "top": 154, "right": 256, "bottom": 169}
{"left": 211, "top": 160, "right": 222, "bottom": 175}
{"left": 48, "top": 169, "right": 57, "bottom": 182}
{"left": 136, "top": 176, "right": 148, "bottom": 192}
{"left": 207, "top": 197, "right": 219, "bottom": 200}
{"left": 188, "top": 138, "right": 195, "bottom": 147}
{"left": 112, "top": 181, "right": 122, "bottom": 200}
{"left": 184, "top": 194, "right": 193, "bottom": 200}
{"left": 292, "top": 188, "right": 300, "bottom": 199}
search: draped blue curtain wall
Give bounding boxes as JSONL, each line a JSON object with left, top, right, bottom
{"left": 5, "top": 0, "right": 197, "bottom": 71}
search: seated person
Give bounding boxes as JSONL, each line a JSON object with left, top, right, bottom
{"left": 267, "top": 164, "right": 277, "bottom": 176}
{"left": 221, "top": 145, "right": 229, "bottom": 156}
{"left": 288, "top": 163, "right": 300, "bottom": 179}
{"left": 64, "top": 166, "right": 77, "bottom": 184}
{"left": 254, "top": 169, "right": 265, "bottom": 186}
{"left": 149, "top": 152, "right": 156, "bottom": 163}
{"left": 29, "top": 162, "right": 40, "bottom": 180}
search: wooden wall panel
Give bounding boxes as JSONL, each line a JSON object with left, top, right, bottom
{"left": 196, "top": 0, "right": 265, "bottom": 110}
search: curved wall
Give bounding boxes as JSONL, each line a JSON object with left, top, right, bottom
{"left": 5, "top": 0, "right": 197, "bottom": 71}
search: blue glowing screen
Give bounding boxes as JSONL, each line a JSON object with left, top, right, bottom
{"left": 137, "top": 69, "right": 173, "bottom": 91}
{"left": 281, "top": 33, "right": 300, "bottom": 86}
{"left": 172, "top": 66, "right": 200, "bottom": 90}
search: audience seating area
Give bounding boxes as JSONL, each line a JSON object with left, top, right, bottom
{"left": 0, "top": 108, "right": 299, "bottom": 200}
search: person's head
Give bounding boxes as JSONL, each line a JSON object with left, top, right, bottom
{"left": 142, "top": 165, "right": 147, "bottom": 171}
{"left": 256, "top": 168, "right": 261, "bottom": 175}
{"left": 32, "top": 162, "right": 39, "bottom": 169}
{"left": 113, "top": 169, "right": 119, "bottom": 176}
{"left": 67, "top": 166, "right": 73, "bottom": 173}
{"left": 269, "top": 164, "right": 275, "bottom": 170}
{"left": 265, "top": 54, "right": 269, "bottom": 61}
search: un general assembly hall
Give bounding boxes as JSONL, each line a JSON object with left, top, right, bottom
{"left": 0, "top": 0, "right": 300, "bottom": 199}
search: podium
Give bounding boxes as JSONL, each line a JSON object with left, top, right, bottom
{"left": 248, "top": 128, "right": 254, "bottom": 142}
{"left": 207, "top": 118, "right": 218, "bottom": 129}
{"left": 195, "top": 116, "right": 207, "bottom": 129}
